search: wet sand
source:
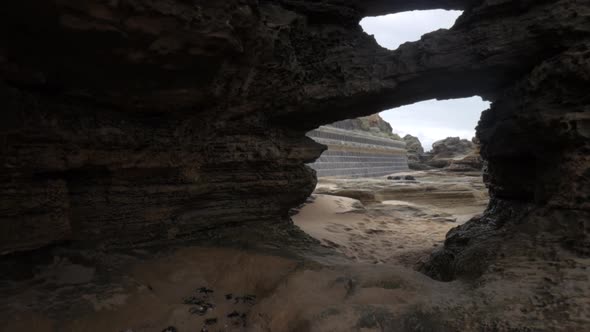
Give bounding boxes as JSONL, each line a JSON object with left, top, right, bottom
{"left": 294, "top": 170, "right": 488, "bottom": 267}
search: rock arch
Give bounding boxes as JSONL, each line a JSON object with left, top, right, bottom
{"left": 1, "top": 0, "right": 588, "bottom": 281}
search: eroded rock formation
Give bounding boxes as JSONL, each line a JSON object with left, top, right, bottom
{"left": 331, "top": 114, "right": 402, "bottom": 140}
{"left": 403, "top": 135, "right": 425, "bottom": 156}
{"left": 427, "top": 136, "right": 476, "bottom": 168}
{"left": 432, "top": 137, "right": 474, "bottom": 159}
{"left": 1, "top": 0, "right": 589, "bottom": 292}
{"left": 404, "top": 135, "right": 482, "bottom": 171}
{"left": 402, "top": 134, "right": 430, "bottom": 170}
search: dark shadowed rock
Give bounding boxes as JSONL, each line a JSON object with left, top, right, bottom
{"left": 0, "top": 1, "right": 588, "bottom": 331}
{"left": 0, "top": 2, "right": 587, "bottom": 306}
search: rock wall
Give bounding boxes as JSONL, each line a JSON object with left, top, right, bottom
{"left": 306, "top": 126, "right": 408, "bottom": 177}
{"left": 0, "top": 0, "right": 589, "bottom": 283}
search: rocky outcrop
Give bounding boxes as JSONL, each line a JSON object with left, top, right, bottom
{"left": 432, "top": 137, "right": 474, "bottom": 159}
{"left": 447, "top": 137, "right": 483, "bottom": 171}
{"left": 404, "top": 135, "right": 481, "bottom": 171}
{"left": 0, "top": 0, "right": 588, "bottom": 297}
{"left": 403, "top": 135, "right": 432, "bottom": 170}
{"left": 331, "top": 114, "right": 401, "bottom": 140}
{"left": 403, "top": 135, "right": 429, "bottom": 170}
{"left": 446, "top": 151, "right": 483, "bottom": 172}
{"left": 1, "top": 0, "right": 589, "bottom": 330}
{"left": 425, "top": 137, "right": 476, "bottom": 168}
{"left": 403, "top": 135, "right": 425, "bottom": 156}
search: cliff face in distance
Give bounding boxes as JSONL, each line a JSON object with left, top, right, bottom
{"left": 330, "top": 114, "right": 402, "bottom": 140}
{"left": 0, "top": 0, "right": 588, "bottom": 293}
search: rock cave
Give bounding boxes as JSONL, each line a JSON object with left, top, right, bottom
{"left": 1, "top": 0, "right": 589, "bottom": 331}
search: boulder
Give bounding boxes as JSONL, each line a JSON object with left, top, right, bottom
{"left": 425, "top": 137, "right": 477, "bottom": 169}
{"left": 403, "top": 135, "right": 425, "bottom": 155}
{"left": 447, "top": 151, "right": 484, "bottom": 172}
{"left": 404, "top": 135, "right": 433, "bottom": 170}
{"left": 431, "top": 137, "right": 475, "bottom": 159}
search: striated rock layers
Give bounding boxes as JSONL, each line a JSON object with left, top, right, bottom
{"left": 307, "top": 114, "right": 408, "bottom": 178}
{"left": 306, "top": 125, "right": 408, "bottom": 178}
{"left": 1, "top": 0, "right": 589, "bottom": 289}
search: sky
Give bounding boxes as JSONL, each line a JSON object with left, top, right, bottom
{"left": 360, "top": 10, "right": 491, "bottom": 151}
{"left": 380, "top": 97, "right": 489, "bottom": 151}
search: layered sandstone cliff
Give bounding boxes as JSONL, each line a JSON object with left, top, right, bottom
{"left": 306, "top": 125, "right": 408, "bottom": 177}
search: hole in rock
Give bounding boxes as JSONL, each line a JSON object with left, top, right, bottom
{"left": 360, "top": 9, "right": 463, "bottom": 50}
{"left": 293, "top": 97, "right": 491, "bottom": 268}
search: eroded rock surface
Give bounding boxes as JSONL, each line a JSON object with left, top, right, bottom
{"left": 2, "top": 0, "right": 588, "bottom": 254}
{"left": 1, "top": 0, "right": 590, "bottom": 330}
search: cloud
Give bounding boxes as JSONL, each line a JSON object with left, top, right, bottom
{"left": 360, "top": 10, "right": 463, "bottom": 50}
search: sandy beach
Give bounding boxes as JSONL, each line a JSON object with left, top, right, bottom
{"left": 293, "top": 170, "right": 489, "bottom": 267}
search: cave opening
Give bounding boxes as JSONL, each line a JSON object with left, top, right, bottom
{"left": 360, "top": 9, "right": 463, "bottom": 51}
{"left": 2, "top": 1, "right": 589, "bottom": 330}
{"left": 292, "top": 96, "right": 490, "bottom": 266}
{"left": 290, "top": 11, "right": 490, "bottom": 266}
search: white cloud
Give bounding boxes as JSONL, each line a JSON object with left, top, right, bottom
{"left": 360, "top": 10, "right": 463, "bottom": 50}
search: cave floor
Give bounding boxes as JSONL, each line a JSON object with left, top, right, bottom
{"left": 2, "top": 171, "right": 588, "bottom": 331}
{"left": 294, "top": 170, "right": 489, "bottom": 268}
